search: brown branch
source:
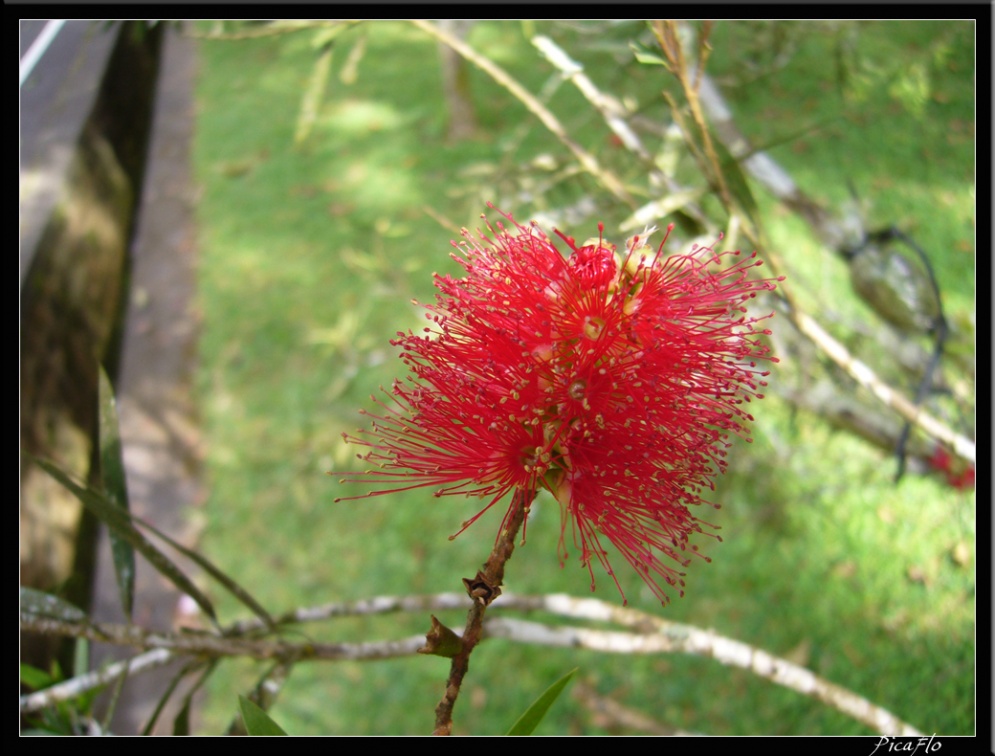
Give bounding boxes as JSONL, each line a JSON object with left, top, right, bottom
{"left": 653, "top": 20, "right": 738, "bottom": 226}
{"left": 432, "top": 493, "right": 529, "bottom": 735}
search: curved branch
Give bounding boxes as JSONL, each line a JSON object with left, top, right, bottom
{"left": 484, "top": 615, "right": 922, "bottom": 737}
{"left": 23, "top": 592, "right": 924, "bottom": 735}
{"left": 19, "top": 613, "right": 426, "bottom": 663}
{"left": 787, "top": 306, "right": 975, "bottom": 463}
{"left": 409, "top": 19, "right": 635, "bottom": 208}
{"left": 20, "top": 649, "right": 176, "bottom": 715}
{"left": 226, "top": 592, "right": 473, "bottom": 636}
{"left": 530, "top": 34, "right": 714, "bottom": 234}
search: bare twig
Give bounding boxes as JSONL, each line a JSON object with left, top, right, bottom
{"left": 409, "top": 19, "right": 636, "bottom": 208}
{"left": 19, "top": 613, "right": 426, "bottom": 663}
{"left": 787, "top": 307, "right": 975, "bottom": 463}
{"left": 20, "top": 649, "right": 175, "bottom": 715}
{"left": 694, "top": 68, "right": 835, "bottom": 236}
{"left": 530, "top": 34, "right": 713, "bottom": 234}
{"left": 226, "top": 591, "right": 474, "bottom": 636}
{"left": 653, "top": 21, "right": 740, "bottom": 229}
{"left": 531, "top": 36, "right": 649, "bottom": 161}
{"left": 23, "top": 591, "right": 926, "bottom": 735}
{"left": 484, "top": 594, "right": 924, "bottom": 737}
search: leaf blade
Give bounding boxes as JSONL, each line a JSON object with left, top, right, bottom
{"left": 97, "top": 365, "right": 135, "bottom": 620}
{"left": 506, "top": 667, "right": 578, "bottom": 736}
{"left": 34, "top": 459, "right": 218, "bottom": 628}
{"left": 238, "top": 695, "right": 287, "bottom": 736}
{"left": 134, "top": 516, "right": 276, "bottom": 631}
{"left": 19, "top": 586, "right": 87, "bottom": 623}
{"left": 630, "top": 41, "right": 668, "bottom": 66}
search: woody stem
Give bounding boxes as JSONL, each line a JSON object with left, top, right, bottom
{"left": 432, "top": 490, "right": 531, "bottom": 735}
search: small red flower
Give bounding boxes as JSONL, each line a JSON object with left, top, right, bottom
{"left": 339, "top": 208, "right": 781, "bottom": 604}
{"left": 927, "top": 445, "right": 976, "bottom": 490}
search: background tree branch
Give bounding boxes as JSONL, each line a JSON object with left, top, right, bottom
{"left": 21, "top": 590, "right": 924, "bottom": 736}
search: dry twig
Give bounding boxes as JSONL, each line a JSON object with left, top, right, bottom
{"left": 410, "top": 19, "right": 635, "bottom": 208}
{"left": 22, "top": 591, "right": 924, "bottom": 736}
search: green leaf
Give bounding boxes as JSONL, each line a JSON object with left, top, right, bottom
{"left": 506, "top": 667, "right": 578, "bottom": 736}
{"left": 142, "top": 659, "right": 215, "bottom": 736}
{"left": 98, "top": 365, "right": 135, "bottom": 619}
{"left": 173, "top": 696, "right": 191, "bottom": 735}
{"left": 238, "top": 695, "right": 288, "bottom": 736}
{"left": 34, "top": 459, "right": 218, "bottom": 628}
{"left": 630, "top": 42, "right": 668, "bottom": 66}
{"left": 73, "top": 638, "right": 89, "bottom": 679}
{"left": 35, "top": 453, "right": 274, "bottom": 632}
{"left": 19, "top": 586, "right": 87, "bottom": 623}
{"left": 133, "top": 517, "right": 276, "bottom": 631}
{"left": 227, "top": 662, "right": 292, "bottom": 735}
{"left": 142, "top": 667, "right": 185, "bottom": 736}
{"left": 709, "top": 130, "right": 761, "bottom": 233}
{"left": 20, "top": 663, "right": 56, "bottom": 691}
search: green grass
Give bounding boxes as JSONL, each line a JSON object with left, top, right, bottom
{"left": 190, "top": 21, "right": 975, "bottom": 735}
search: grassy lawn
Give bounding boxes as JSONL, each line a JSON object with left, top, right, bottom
{"left": 190, "top": 21, "right": 975, "bottom": 735}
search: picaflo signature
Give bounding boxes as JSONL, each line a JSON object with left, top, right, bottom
{"left": 869, "top": 735, "right": 941, "bottom": 756}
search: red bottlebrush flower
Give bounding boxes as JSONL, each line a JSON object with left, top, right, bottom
{"left": 338, "top": 208, "right": 781, "bottom": 604}
{"left": 927, "top": 445, "right": 976, "bottom": 490}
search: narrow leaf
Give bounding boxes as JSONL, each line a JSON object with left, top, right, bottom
{"left": 134, "top": 516, "right": 276, "bottom": 631}
{"left": 98, "top": 641, "right": 127, "bottom": 732}
{"left": 238, "top": 695, "right": 287, "bottom": 736}
{"left": 226, "top": 662, "right": 292, "bottom": 735}
{"left": 142, "top": 669, "right": 184, "bottom": 736}
{"left": 73, "top": 638, "right": 89, "bottom": 679}
{"left": 630, "top": 42, "right": 668, "bottom": 66}
{"left": 35, "top": 459, "right": 218, "bottom": 627}
{"left": 98, "top": 365, "right": 135, "bottom": 619}
{"left": 172, "top": 697, "right": 191, "bottom": 736}
{"left": 506, "top": 667, "right": 578, "bottom": 736}
{"left": 20, "top": 663, "right": 56, "bottom": 691}
{"left": 19, "top": 586, "right": 87, "bottom": 623}
{"left": 710, "top": 130, "right": 761, "bottom": 232}
{"left": 143, "top": 659, "right": 215, "bottom": 736}
{"left": 294, "top": 42, "right": 334, "bottom": 146}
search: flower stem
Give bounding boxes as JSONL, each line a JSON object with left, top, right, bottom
{"left": 432, "top": 491, "right": 530, "bottom": 735}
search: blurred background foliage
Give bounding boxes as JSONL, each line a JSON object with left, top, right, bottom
{"left": 186, "top": 20, "right": 974, "bottom": 734}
